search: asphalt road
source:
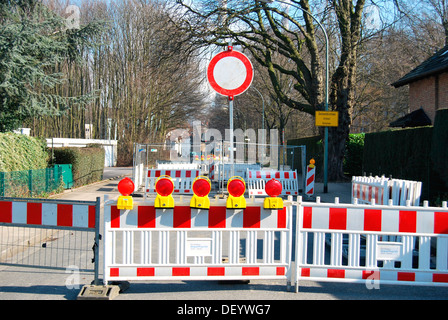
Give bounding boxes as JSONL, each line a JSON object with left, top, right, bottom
{"left": 0, "top": 168, "right": 447, "bottom": 301}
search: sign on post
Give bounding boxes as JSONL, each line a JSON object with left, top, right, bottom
{"left": 207, "top": 47, "right": 254, "bottom": 97}
{"left": 315, "top": 111, "right": 339, "bottom": 127}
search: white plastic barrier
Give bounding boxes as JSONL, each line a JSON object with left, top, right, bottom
{"left": 132, "top": 163, "right": 144, "bottom": 192}
{"left": 209, "top": 163, "right": 261, "bottom": 182}
{"left": 103, "top": 198, "right": 293, "bottom": 287}
{"left": 145, "top": 169, "right": 200, "bottom": 195}
{"left": 352, "top": 176, "right": 422, "bottom": 206}
{"left": 292, "top": 197, "right": 448, "bottom": 292}
{"left": 157, "top": 162, "right": 200, "bottom": 170}
{"left": 246, "top": 170, "right": 299, "bottom": 197}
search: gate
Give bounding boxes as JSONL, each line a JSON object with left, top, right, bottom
{"left": 103, "top": 198, "right": 293, "bottom": 287}
{"left": 0, "top": 197, "right": 100, "bottom": 281}
{"left": 292, "top": 197, "right": 448, "bottom": 292}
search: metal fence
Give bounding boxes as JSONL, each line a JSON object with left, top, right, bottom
{"left": 0, "top": 165, "right": 73, "bottom": 198}
{"left": 132, "top": 142, "right": 306, "bottom": 194}
{"left": 0, "top": 197, "right": 101, "bottom": 282}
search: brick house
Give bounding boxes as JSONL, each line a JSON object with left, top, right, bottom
{"left": 392, "top": 44, "right": 448, "bottom": 126}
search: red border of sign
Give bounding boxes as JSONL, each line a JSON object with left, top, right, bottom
{"left": 207, "top": 49, "right": 254, "bottom": 97}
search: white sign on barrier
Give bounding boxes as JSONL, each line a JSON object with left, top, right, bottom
{"left": 187, "top": 239, "right": 212, "bottom": 257}
{"left": 377, "top": 242, "right": 402, "bottom": 261}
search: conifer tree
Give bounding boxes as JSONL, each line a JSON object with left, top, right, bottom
{"left": 0, "top": 0, "right": 105, "bottom": 132}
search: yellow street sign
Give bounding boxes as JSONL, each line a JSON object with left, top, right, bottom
{"left": 315, "top": 111, "right": 339, "bottom": 127}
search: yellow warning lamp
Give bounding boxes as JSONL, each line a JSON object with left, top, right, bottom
{"left": 190, "top": 176, "right": 211, "bottom": 209}
{"left": 226, "top": 176, "right": 246, "bottom": 209}
{"left": 117, "top": 177, "right": 135, "bottom": 210}
{"left": 154, "top": 175, "right": 175, "bottom": 209}
{"left": 263, "top": 179, "right": 284, "bottom": 209}
{"left": 309, "top": 158, "right": 315, "bottom": 169}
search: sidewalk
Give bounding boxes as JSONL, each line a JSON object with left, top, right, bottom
{"left": 309, "top": 182, "right": 352, "bottom": 204}
{"left": 50, "top": 167, "right": 133, "bottom": 202}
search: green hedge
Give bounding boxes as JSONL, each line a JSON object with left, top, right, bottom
{"left": 0, "top": 133, "right": 48, "bottom": 172}
{"left": 362, "top": 109, "right": 448, "bottom": 203}
{"left": 52, "top": 146, "right": 105, "bottom": 188}
{"left": 430, "top": 109, "right": 448, "bottom": 202}
{"left": 363, "top": 126, "right": 433, "bottom": 184}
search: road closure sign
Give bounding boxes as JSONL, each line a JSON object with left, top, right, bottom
{"left": 207, "top": 47, "right": 253, "bottom": 97}
{"left": 315, "top": 111, "right": 339, "bottom": 127}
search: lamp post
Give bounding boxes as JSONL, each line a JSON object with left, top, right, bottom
{"left": 251, "top": 87, "right": 266, "bottom": 165}
{"left": 259, "top": 0, "right": 329, "bottom": 193}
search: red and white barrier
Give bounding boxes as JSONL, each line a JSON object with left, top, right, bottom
{"left": 246, "top": 170, "right": 298, "bottom": 197}
{"left": 293, "top": 197, "right": 448, "bottom": 291}
{"left": 0, "top": 200, "right": 96, "bottom": 229}
{"left": 352, "top": 176, "right": 422, "bottom": 206}
{"left": 305, "top": 166, "right": 315, "bottom": 196}
{"left": 103, "top": 199, "right": 292, "bottom": 285}
{"left": 145, "top": 169, "right": 200, "bottom": 196}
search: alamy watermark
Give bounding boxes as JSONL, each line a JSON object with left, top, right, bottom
{"left": 167, "top": 121, "right": 280, "bottom": 166}
{"left": 64, "top": 4, "right": 80, "bottom": 30}
{"left": 65, "top": 265, "right": 81, "bottom": 290}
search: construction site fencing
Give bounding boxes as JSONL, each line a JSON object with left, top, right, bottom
{"left": 132, "top": 142, "right": 306, "bottom": 195}
{"left": 103, "top": 198, "right": 293, "bottom": 287}
{"left": 0, "top": 165, "right": 73, "bottom": 198}
{"left": 293, "top": 196, "right": 448, "bottom": 292}
{"left": 352, "top": 175, "right": 422, "bottom": 206}
{"left": 0, "top": 197, "right": 101, "bottom": 282}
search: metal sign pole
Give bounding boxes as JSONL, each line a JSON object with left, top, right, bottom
{"left": 229, "top": 96, "right": 234, "bottom": 177}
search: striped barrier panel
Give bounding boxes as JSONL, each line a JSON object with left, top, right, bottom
{"left": 293, "top": 197, "right": 448, "bottom": 292}
{"left": 351, "top": 176, "right": 389, "bottom": 205}
{"left": 0, "top": 197, "right": 101, "bottom": 281}
{"left": 157, "top": 163, "right": 200, "bottom": 170}
{"left": 246, "top": 170, "right": 299, "bottom": 197}
{"left": 103, "top": 198, "right": 293, "bottom": 287}
{"left": 145, "top": 169, "right": 200, "bottom": 196}
{"left": 305, "top": 166, "right": 315, "bottom": 196}
{"left": 0, "top": 198, "right": 98, "bottom": 230}
{"left": 352, "top": 176, "right": 422, "bottom": 206}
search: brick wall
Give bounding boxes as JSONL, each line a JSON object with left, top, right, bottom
{"left": 409, "top": 71, "right": 448, "bottom": 123}
{"left": 439, "top": 72, "right": 448, "bottom": 111}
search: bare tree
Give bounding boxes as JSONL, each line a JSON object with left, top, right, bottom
{"left": 174, "top": 0, "right": 366, "bottom": 180}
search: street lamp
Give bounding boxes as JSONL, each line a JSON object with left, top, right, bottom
{"left": 259, "top": 0, "right": 329, "bottom": 193}
{"left": 251, "top": 87, "right": 266, "bottom": 165}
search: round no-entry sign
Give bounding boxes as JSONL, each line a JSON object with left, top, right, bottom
{"left": 207, "top": 47, "right": 254, "bottom": 97}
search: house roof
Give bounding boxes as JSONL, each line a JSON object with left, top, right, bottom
{"left": 389, "top": 108, "right": 432, "bottom": 128}
{"left": 392, "top": 44, "right": 448, "bottom": 88}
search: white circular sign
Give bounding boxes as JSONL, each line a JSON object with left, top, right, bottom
{"left": 213, "top": 56, "right": 247, "bottom": 90}
{"left": 207, "top": 48, "right": 254, "bottom": 97}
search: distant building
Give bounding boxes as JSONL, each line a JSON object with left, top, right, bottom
{"left": 391, "top": 44, "right": 448, "bottom": 126}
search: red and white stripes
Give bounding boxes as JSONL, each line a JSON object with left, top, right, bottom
{"left": 246, "top": 170, "right": 298, "bottom": 196}
{"left": 299, "top": 268, "right": 448, "bottom": 285}
{"left": 293, "top": 199, "right": 448, "bottom": 291}
{"left": 305, "top": 166, "right": 315, "bottom": 196}
{"left": 0, "top": 200, "right": 96, "bottom": 229}
{"left": 300, "top": 205, "right": 448, "bottom": 235}
{"left": 145, "top": 169, "right": 200, "bottom": 195}
{"left": 106, "top": 205, "right": 287, "bottom": 229}
{"left": 108, "top": 266, "right": 286, "bottom": 280}
{"left": 103, "top": 199, "right": 293, "bottom": 284}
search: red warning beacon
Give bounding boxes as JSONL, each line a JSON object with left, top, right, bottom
{"left": 154, "top": 175, "right": 175, "bottom": 208}
{"left": 190, "top": 176, "right": 211, "bottom": 209}
{"left": 117, "top": 177, "right": 135, "bottom": 210}
{"left": 226, "top": 176, "right": 246, "bottom": 209}
{"left": 263, "top": 178, "right": 283, "bottom": 209}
